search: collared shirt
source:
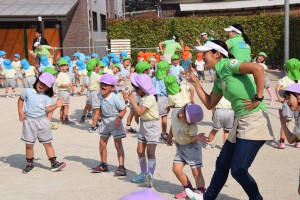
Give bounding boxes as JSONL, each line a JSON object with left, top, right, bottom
{"left": 152, "top": 76, "right": 167, "bottom": 96}
{"left": 226, "top": 34, "right": 251, "bottom": 62}
{"left": 195, "top": 60, "right": 205, "bottom": 71}
{"left": 212, "top": 58, "right": 266, "bottom": 117}
{"left": 171, "top": 108, "right": 198, "bottom": 145}
{"left": 168, "top": 85, "right": 191, "bottom": 108}
{"left": 12, "top": 61, "right": 22, "bottom": 71}
{"left": 169, "top": 64, "right": 184, "bottom": 81}
{"left": 1, "top": 69, "right": 16, "bottom": 78}
{"left": 277, "top": 76, "right": 295, "bottom": 88}
{"left": 139, "top": 94, "right": 159, "bottom": 121}
{"left": 88, "top": 72, "right": 102, "bottom": 91}
{"left": 23, "top": 66, "right": 36, "bottom": 77}
{"left": 56, "top": 72, "right": 71, "bottom": 91}
{"left": 100, "top": 93, "right": 125, "bottom": 117}
{"left": 21, "top": 88, "right": 53, "bottom": 118}
{"left": 293, "top": 120, "right": 300, "bottom": 140}
{"left": 163, "top": 40, "right": 182, "bottom": 54}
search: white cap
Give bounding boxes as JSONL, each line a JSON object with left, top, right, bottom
{"left": 34, "top": 42, "right": 40, "bottom": 47}
{"left": 224, "top": 26, "right": 242, "bottom": 34}
{"left": 201, "top": 32, "right": 207, "bottom": 36}
{"left": 194, "top": 41, "right": 228, "bottom": 58}
{"left": 172, "top": 35, "right": 176, "bottom": 40}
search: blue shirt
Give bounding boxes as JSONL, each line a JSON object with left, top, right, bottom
{"left": 21, "top": 88, "right": 53, "bottom": 118}
{"left": 181, "top": 58, "right": 191, "bottom": 70}
{"left": 100, "top": 93, "right": 126, "bottom": 117}
{"left": 169, "top": 64, "right": 184, "bottom": 81}
{"left": 152, "top": 77, "right": 167, "bottom": 96}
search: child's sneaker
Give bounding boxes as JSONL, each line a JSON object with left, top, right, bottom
{"left": 295, "top": 141, "right": 300, "bottom": 148}
{"left": 205, "top": 141, "right": 216, "bottom": 149}
{"left": 89, "top": 127, "right": 98, "bottom": 133}
{"left": 185, "top": 188, "right": 204, "bottom": 200}
{"left": 131, "top": 173, "right": 145, "bottom": 183}
{"left": 22, "top": 163, "right": 34, "bottom": 174}
{"left": 175, "top": 190, "right": 187, "bottom": 199}
{"left": 11, "top": 94, "right": 16, "bottom": 98}
{"left": 115, "top": 165, "right": 127, "bottom": 176}
{"left": 274, "top": 140, "right": 285, "bottom": 149}
{"left": 70, "top": 93, "right": 75, "bottom": 97}
{"left": 62, "top": 120, "right": 75, "bottom": 125}
{"left": 91, "top": 163, "right": 108, "bottom": 173}
{"left": 51, "top": 161, "right": 66, "bottom": 172}
{"left": 5, "top": 94, "right": 9, "bottom": 98}
{"left": 51, "top": 123, "right": 58, "bottom": 130}
{"left": 80, "top": 116, "right": 86, "bottom": 123}
{"left": 160, "top": 132, "right": 168, "bottom": 143}
{"left": 145, "top": 172, "right": 153, "bottom": 188}
{"left": 126, "top": 127, "right": 137, "bottom": 134}
{"left": 87, "top": 112, "right": 93, "bottom": 119}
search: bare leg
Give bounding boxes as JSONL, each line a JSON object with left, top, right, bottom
{"left": 100, "top": 136, "right": 109, "bottom": 163}
{"left": 114, "top": 138, "right": 125, "bottom": 166}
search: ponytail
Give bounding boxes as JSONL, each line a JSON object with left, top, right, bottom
{"left": 232, "top": 24, "right": 251, "bottom": 46}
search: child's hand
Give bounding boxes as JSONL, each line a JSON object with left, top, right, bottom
{"left": 166, "top": 134, "right": 173, "bottom": 146}
{"left": 274, "top": 69, "right": 281, "bottom": 73}
{"left": 196, "top": 133, "right": 208, "bottom": 144}
{"left": 19, "top": 111, "right": 26, "bottom": 122}
{"left": 279, "top": 108, "right": 288, "bottom": 125}
{"left": 165, "top": 106, "right": 171, "bottom": 113}
{"left": 55, "top": 99, "right": 64, "bottom": 107}
{"left": 190, "top": 98, "right": 194, "bottom": 104}
{"left": 278, "top": 97, "right": 285, "bottom": 103}
{"left": 115, "top": 116, "right": 122, "bottom": 129}
{"left": 186, "top": 71, "right": 200, "bottom": 86}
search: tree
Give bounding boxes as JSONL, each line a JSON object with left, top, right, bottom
{"left": 125, "top": 0, "right": 156, "bottom": 12}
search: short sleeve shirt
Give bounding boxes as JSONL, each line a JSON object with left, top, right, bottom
{"left": 23, "top": 66, "right": 36, "bottom": 77}
{"left": 2, "top": 69, "right": 16, "bottom": 78}
{"left": 100, "top": 93, "right": 125, "bottom": 117}
{"left": 163, "top": 40, "right": 182, "bottom": 54}
{"left": 21, "top": 88, "right": 53, "bottom": 118}
{"left": 277, "top": 76, "right": 295, "bottom": 88}
{"left": 226, "top": 34, "right": 251, "bottom": 62}
{"left": 169, "top": 65, "right": 184, "bottom": 81}
{"left": 216, "top": 97, "right": 232, "bottom": 109}
{"left": 212, "top": 58, "right": 266, "bottom": 117}
{"left": 180, "top": 58, "right": 191, "bottom": 70}
{"left": 56, "top": 72, "right": 71, "bottom": 91}
{"left": 34, "top": 45, "right": 51, "bottom": 57}
{"left": 152, "top": 77, "right": 167, "bottom": 96}
{"left": 89, "top": 72, "right": 101, "bottom": 91}
{"left": 293, "top": 120, "right": 300, "bottom": 140}
{"left": 140, "top": 94, "right": 159, "bottom": 121}
{"left": 168, "top": 85, "right": 191, "bottom": 108}
{"left": 171, "top": 108, "right": 198, "bottom": 145}
{"left": 12, "top": 61, "right": 22, "bottom": 71}
{"left": 195, "top": 60, "right": 205, "bottom": 71}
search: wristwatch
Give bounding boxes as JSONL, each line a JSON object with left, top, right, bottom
{"left": 254, "top": 94, "right": 264, "bottom": 101}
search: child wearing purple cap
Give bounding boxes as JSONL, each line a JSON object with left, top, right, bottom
{"left": 18, "top": 72, "right": 66, "bottom": 174}
{"left": 91, "top": 74, "right": 127, "bottom": 176}
{"left": 127, "top": 74, "right": 160, "bottom": 188}
{"left": 166, "top": 104, "right": 208, "bottom": 198}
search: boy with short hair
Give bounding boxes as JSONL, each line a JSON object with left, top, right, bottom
{"left": 169, "top": 54, "right": 185, "bottom": 84}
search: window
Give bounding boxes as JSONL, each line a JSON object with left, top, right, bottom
{"left": 100, "top": 14, "right": 107, "bottom": 32}
{"left": 92, "top": 11, "right": 98, "bottom": 31}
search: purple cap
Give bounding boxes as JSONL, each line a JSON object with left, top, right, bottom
{"left": 39, "top": 72, "right": 56, "bottom": 88}
{"left": 119, "top": 189, "right": 167, "bottom": 200}
{"left": 100, "top": 74, "right": 117, "bottom": 86}
{"left": 185, "top": 104, "right": 204, "bottom": 123}
{"left": 130, "top": 73, "right": 138, "bottom": 87}
{"left": 279, "top": 83, "right": 300, "bottom": 98}
{"left": 135, "top": 74, "right": 157, "bottom": 95}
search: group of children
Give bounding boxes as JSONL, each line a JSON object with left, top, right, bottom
{"left": 0, "top": 45, "right": 298, "bottom": 199}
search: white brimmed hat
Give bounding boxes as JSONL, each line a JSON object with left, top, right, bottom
{"left": 224, "top": 26, "right": 242, "bottom": 34}
{"left": 200, "top": 32, "right": 207, "bottom": 36}
{"left": 194, "top": 41, "right": 229, "bottom": 58}
{"left": 34, "top": 42, "right": 40, "bottom": 47}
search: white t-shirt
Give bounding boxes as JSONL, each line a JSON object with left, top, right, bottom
{"left": 277, "top": 76, "right": 295, "bottom": 89}
{"left": 195, "top": 60, "right": 205, "bottom": 71}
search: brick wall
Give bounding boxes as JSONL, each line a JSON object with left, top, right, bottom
{"left": 61, "top": 0, "right": 90, "bottom": 57}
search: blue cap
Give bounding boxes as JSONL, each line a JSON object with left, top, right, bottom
{"left": 3, "top": 59, "right": 13, "bottom": 70}
{"left": 14, "top": 54, "right": 20, "bottom": 58}
{"left": 85, "top": 56, "right": 91, "bottom": 60}
{"left": 40, "top": 55, "right": 49, "bottom": 67}
{"left": 120, "top": 51, "right": 127, "bottom": 58}
{"left": 76, "top": 59, "right": 86, "bottom": 70}
{"left": 108, "top": 52, "right": 116, "bottom": 58}
{"left": 0, "top": 50, "right": 7, "bottom": 56}
{"left": 73, "top": 52, "right": 80, "bottom": 58}
{"left": 63, "top": 56, "right": 72, "bottom": 67}
{"left": 91, "top": 53, "right": 98, "bottom": 58}
{"left": 102, "top": 56, "right": 109, "bottom": 66}
{"left": 21, "top": 59, "right": 30, "bottom": 70}
{"left": 112, "top": 57, "right": 120, "bottom": 64}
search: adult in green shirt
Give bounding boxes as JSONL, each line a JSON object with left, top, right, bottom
{"left": 185, "top": 40, "right": 273, "bottom": 200}
{"left": 196, "top": 32, "right": 214, "bottom": 46}
{"left": 224, "top": 24, "right": 251, "bottom": 62}
{"left": 29, "top": 42, "right": 53, "bottom": 68}
{"left": 159, "top": 35, "right": 183, "bottom": 64}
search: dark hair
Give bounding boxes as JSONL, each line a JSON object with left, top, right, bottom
{"left": 36, "top": 30, "right": 42, "bottom": 34}
{"left": 131, "top": 83, "right": 158, "bottom": 101}
{"left": 33, "top": 79, "right": 54, "bottom": 97}
{"left": 210, "top": 40, "right": 235, "bottom": 59}
{"left": 285, "top": 91, "right": 299, "bottom": 98}
{"left": 231, "top": 24, "right": 251, "bottom": 46}
{"left": 173, "top": 34, "right": 179, "bottom": 43}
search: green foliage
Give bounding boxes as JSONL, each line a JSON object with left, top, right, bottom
{"left": 107, "top": 14, "right": 300, "bottom": 67}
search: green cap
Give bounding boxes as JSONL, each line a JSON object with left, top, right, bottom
{"left": 171, "top": 54, "right": 179, "bottom": 60}
{"left": 156, "top": 60, "right": 170, "bottom": 80}
{"left": 258, "top": 52, "right": 267, "bottom": 58}
{"left": 57, "top": 58, "right": 68, "bottom": 66}
{"left": 99, "top": 61, "right": 105, "bottom": 67}
{"left": 112, "top": 64, "right": 121, "bottom": 70}
{"left": 122, "top": 56, "right": 131, "bottom": 61}
{"left": 86, "top": 59, "right": 99, "bottom": 77}
{"left": 98, "top": 70, "right": 104, "bottom": 75}
{"left": 136, "top": 61, "right": 151, "bottom": 74}
{"left": 42, "top": 67, "right": 58, "bottom": 75}
{"left": 285, "top": 58, "right": 300, "bottom": 81}
{"left": 164, "top": 75, "right": 180, "bottom": 95}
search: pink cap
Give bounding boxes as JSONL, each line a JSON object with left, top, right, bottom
{"left": 185, "top": 104, "right": 204, "bottom": 123}
{"left": 135, "top": 74, "right": 156, "bottom": 95}
{"left": 100, "top": 74, "right": 117, "bottom": 86}
{"left": 119, "top": 189, "right": 167, "bottom": 200}
{"left": 130, "top": 73, "right": 138, "bottom": 87}
{"left": 39, "top": 72, "right": 56, "bottom": 88}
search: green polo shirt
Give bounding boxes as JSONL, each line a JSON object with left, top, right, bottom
{"left": 34, "top": 45, "right": 51, "bottom": 57}
{"left": 212, "top": 58, "right": 266, "bottom": 117}
{"left": 203, "top": 36, "right": 214, "bottom": 44}
{"left": 226, "top": 34, "right": 251, "bottom": 62}
{"left": 163, "top": 40, "right": 182, "bottom": 54}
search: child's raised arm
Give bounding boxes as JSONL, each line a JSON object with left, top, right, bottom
{"left": 127, "top": 91, "right": 148, "bottom": 117}
{"left": 189, "top": 86, "right": 195, "bottom": 104}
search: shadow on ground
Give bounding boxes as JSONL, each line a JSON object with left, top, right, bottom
{"left": 0, "top": 154, "right": 49, "bottom": 170}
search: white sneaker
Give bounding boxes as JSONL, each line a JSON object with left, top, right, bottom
{"left": 205, "top": 141, "right": 216, "bottom": 149}
{"left": 11, "top": 94, "right": 16, "bottom": 98}
{"left": 185, "top": 188, "right": 204, "bottom": 200}
{"left": 145, "top": 172, "right": 153, "bottom": 188}
{"left": 5, "top": 95, "right": 9, "bottom": 98}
